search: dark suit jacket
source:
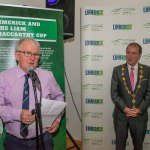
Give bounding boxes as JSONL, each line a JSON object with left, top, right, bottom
{"left": 111, "top": 63, "right": 150, "bottom": 122}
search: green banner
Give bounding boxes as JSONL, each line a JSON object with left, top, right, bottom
{"left": 0, "top": 16, "right": 57, "bottom": 41}
{"left": 0, "top": 4, "right": 65, "bottom": 150}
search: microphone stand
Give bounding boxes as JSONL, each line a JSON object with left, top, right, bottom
{"left": 30, "top": 74, "right": 45, "bottom": 150}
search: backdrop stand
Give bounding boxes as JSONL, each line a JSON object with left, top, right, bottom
{"left": 66, "top": 129, "right": 80, "bottom": 150}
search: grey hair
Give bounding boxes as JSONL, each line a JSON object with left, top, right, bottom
{"left": 15, "top": 38, "right": 40, "bottom": 52}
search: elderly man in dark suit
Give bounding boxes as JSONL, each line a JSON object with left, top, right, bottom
{"left": 111, "top": 42, "right": 150, "bottom": 150}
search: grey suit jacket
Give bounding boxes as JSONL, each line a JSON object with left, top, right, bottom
{"left": 111, "top": 63, "right": 150, "bottom": 121}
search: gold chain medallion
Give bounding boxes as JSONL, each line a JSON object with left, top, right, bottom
{"left": 121, "top": 65, "right": 143, "bottom": 108}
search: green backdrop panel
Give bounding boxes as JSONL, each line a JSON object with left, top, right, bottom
{"left": 0, "top": 4, "right": 66, "bottom": 150}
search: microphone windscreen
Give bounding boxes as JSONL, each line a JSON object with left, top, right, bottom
{"left": 27, "top": 67, "right": 35, "bottom": 74}
{"left": 27, "top": 67, "right": 41, "bottom": 87}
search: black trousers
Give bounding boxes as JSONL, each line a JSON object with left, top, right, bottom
{"left": 114, "top": 116, "right": 147, "bottom": 150}
{"left": 4, "top": 132, "right": 53, "bottom": 150}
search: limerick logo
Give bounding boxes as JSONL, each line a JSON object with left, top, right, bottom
{"left": 85, "top": 70, "right": 103, "bottom": 76}
{"left": 143, "top": 6, "right": 150, "bottom": 13}
{"left": 146, "top": 130, "right": 150, "bottom": 134}
{"left": 113, "top": 54, "right": 126, "bottom": 60}
{"left": 85, "top": 98, "right": 103, "bottom": 104}
{"left": 85, "top": 40, "right": 103, "bottom": 46}
{"left": 113, "top": 24, "right": 132, "bottom": 30}
{"left": 86, "top": 126, "right": 103, "bottom": 132}
{"left": 111, "top": 8, "right": 136, "bottom": 15}
{"left": 85, "top": 9, "right": 104, "bottom": 16}
{"left": 112, "top": 139, "right": 129, "bottom": 146}
{"left": 143, "top": 38, "right": 150, "bottom": 44}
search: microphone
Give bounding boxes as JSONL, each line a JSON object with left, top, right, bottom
{"left": 27, "top": 67, "right": 40, "bottom": 84}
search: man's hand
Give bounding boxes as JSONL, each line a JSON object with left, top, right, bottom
{"left": 46, "top": 120, "right": 60, "bottom": 133}
{"left": 20, "top": 109, "right": 35, "bottom": 124}
{"left": 124, "top": 107, "right": 142, "bottom": 117}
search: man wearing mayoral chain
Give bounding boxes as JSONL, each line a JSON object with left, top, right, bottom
{"left": 111, "top": 42, "right": 150, "bottom": 150}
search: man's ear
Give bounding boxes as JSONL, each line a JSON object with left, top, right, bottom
{"left": 15, "top": 51, "right": 19, "bottom": 61}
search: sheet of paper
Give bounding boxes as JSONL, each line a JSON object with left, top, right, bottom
{"left": 29, "top": 98, "right": 67, "bottom": 129}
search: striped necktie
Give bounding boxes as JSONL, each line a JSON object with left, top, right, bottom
{"left": 20, "top": 74, "right": 29, "bottom": 138}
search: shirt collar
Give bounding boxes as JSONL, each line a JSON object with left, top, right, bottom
{"left": 127, "top": 63, "right": 138, "bottom": 70}
{"left": 16, "top": 66, "right": 27, "bottom": 78}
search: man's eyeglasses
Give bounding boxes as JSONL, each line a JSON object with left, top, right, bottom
{"left": 17, "top": 50, "right": 41, "bottom": 59}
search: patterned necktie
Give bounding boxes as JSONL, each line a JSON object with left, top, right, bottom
{"left": 130, "top": 67, "right": 134, "bottom": 91}
{"left": 20, "top": 74, "right": 29, "bottom": 138}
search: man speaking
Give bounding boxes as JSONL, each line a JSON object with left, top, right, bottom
{"left": 0, "top": 38, "right": 64, "bottom": 150}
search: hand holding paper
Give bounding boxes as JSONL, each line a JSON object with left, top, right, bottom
{"left": 29, "top": 98, "right": 67, "bottom": 129}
